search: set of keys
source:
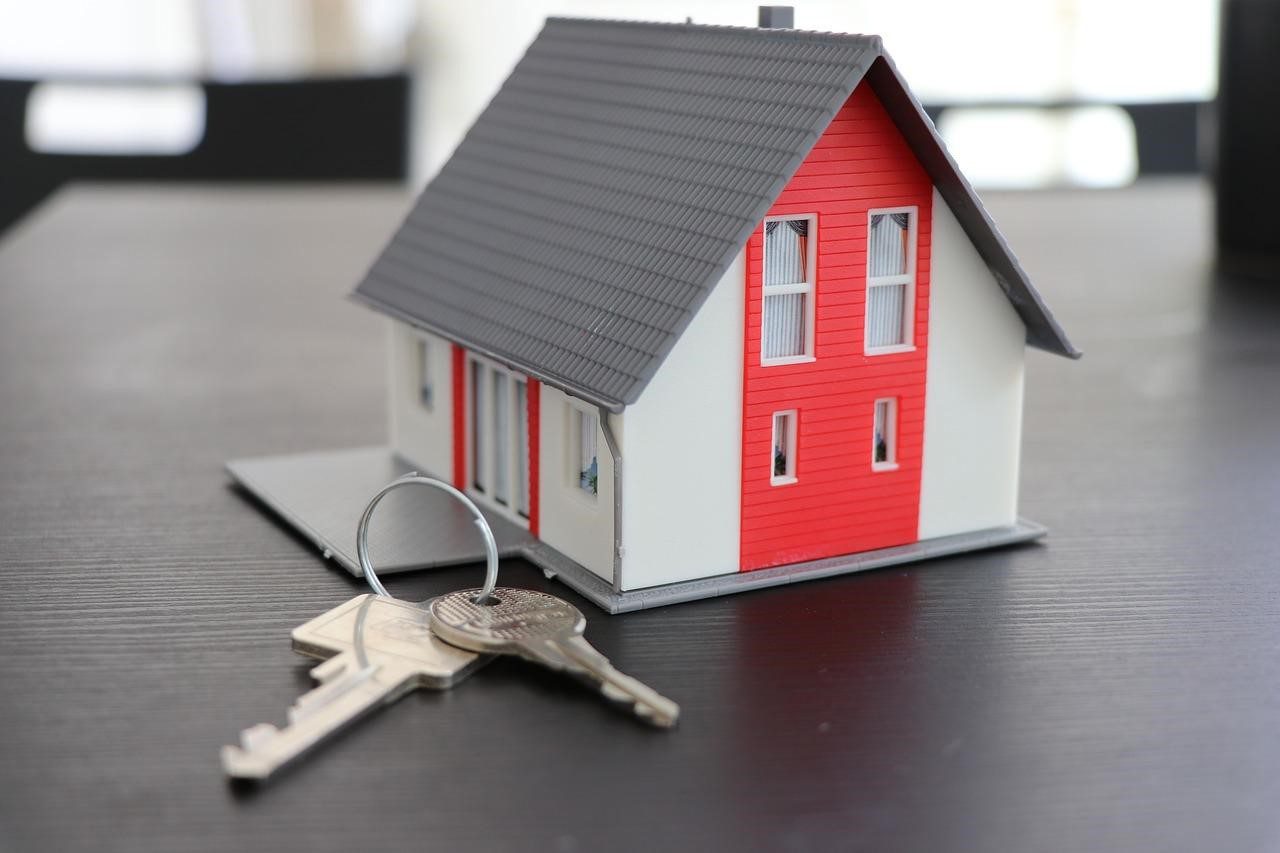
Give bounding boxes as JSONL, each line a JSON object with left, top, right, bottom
{"left": 222, "top": 475, "right": 679, "bottom": 781}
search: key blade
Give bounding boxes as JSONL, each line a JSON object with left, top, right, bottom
{"left": 552, "top": 636, "right": 680, "bottom": 728}
{"left": 221, "top": 653, "right": 413, "bottom": 780}
{"left": 223, "top": 595, "right": 491, "bottom": 780}
{"left": 430, "top": 588, "right": 679, "bottom": 728}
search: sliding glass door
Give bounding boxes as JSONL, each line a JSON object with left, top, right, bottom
{"left": 467, "top": 355, "right": 530, "bottom": 523}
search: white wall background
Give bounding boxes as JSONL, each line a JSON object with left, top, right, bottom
{"left": 917, "top": 188, "right": 1026, "bottom": 540}
{"left": 621, "top": 251, "right": 744, "bottom": 590}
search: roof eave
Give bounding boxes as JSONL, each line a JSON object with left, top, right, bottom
{"left": 348, "top": 291, "right": 630, "bottom": 413}
{"left": 865, "top": 51, "right": 1082, "bottom": 360}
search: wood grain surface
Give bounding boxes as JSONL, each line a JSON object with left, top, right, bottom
{"left": 1, "top": 181, "right": 1278, "bottom": 853}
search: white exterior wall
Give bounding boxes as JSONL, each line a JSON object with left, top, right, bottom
{"left": 537, "top": 386, "right": 617, "bottom": 583}
{"left": 918, "top": 189, "right": 1026, "bottom": 540}
{"left": 388, "top": 320, "right": 454, "bottom": 478}
{"left": 620, "top": 251, "right": 745, "bottom": 590}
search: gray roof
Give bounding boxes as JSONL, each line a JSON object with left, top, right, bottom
{"left": 353, "top": 17, "right": 1079, "bottom": 412}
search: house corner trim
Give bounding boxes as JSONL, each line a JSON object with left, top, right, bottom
{"left": 597, "top": 406, "right": 623, "bottom": 593}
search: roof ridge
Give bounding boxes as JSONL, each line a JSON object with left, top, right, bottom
{"left": 542, "top": 16, "right": 884, "bottom": 49}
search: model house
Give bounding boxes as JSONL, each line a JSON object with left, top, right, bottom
{"left": 326, "top": 12, "right": 1078, "bottom": 610}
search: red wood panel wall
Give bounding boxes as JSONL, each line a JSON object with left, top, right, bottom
{"left": 739, "top": 79, "right": 933, "bottom": 571}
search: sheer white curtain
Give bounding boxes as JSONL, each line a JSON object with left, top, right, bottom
{"left": 867, "top": 213, "right": 910, "bottom": 348}
{"left": 765, "top": 220, "right": 806, "bottom": 284}
{"left": 762, "top": 220, "right": 809, "bottom": 360}
{"left": 762, "top": 293, "right": 805, "bottom": 359}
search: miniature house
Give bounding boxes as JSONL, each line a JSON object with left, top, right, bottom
{"left": 235, "top": 12, "right": 1078, "bottom": 612}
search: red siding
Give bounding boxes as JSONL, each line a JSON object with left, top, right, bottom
{"left": 451, "top": 343, "right": 466, "bottom": 489}
{"left": 739, "top": 80, "right": 932, "bottom": 572}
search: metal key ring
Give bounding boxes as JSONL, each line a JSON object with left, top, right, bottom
{"left": 355, "top": 472, "right": 500, "bottom": 604}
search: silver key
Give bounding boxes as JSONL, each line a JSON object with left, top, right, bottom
{"left": 429, "top": 587, "right": 679, "bottom": 728}
{"left": 221, "top": 594, "right": 487, "bottom": 779}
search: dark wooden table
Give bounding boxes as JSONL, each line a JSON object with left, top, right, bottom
{"left": 1, "top": 181, "right": 1277, "bottom": 853}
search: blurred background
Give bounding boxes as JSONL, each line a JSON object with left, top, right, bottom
{"left": 0, "top": 0, "right": 1218, "bottom": 212}
{"left": 1, "top": 0, "right": 1269, "bottom": 265}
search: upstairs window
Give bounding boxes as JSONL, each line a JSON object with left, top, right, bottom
{"left": 771, "top": 410, "right": 797, "bottom": 485}
{"left": 866, "top": 209, "right": 916, "bottom": 352}
{"left": 761, "top": 216, "right": 815, "bottom": 363}
{"left": 872, "top": 398, "right": 898, "bottom": 470}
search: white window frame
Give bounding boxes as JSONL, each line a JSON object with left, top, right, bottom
{"left": 770, "top": 409, "right": 798, "bottom": 486}
{"left": 760, "top": 214, "right": 817, "bottom": 366}
{"left": 415, "top": 335, "right": 434, "bottom": 410}
{"left": 565, "top": 399, "right": 600, "bottom": 505}
{"left": 864, "top": 206, "right": 918, "bottom": 355}
{"left": 872, "top": 397, "right": 899, "bottom": 471}
{"left": 466, "top": 353, "right": 530, "bottom": 526}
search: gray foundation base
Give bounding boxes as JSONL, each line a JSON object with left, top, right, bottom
{"left": 228, "top": 446, "right": 1047, "bottom": 614}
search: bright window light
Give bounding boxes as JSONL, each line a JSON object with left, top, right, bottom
{"left": 1064, "top": 106, "right": 1140, "bottom": 187}
{"left": 25, "top": 83, "right": 206, "bottom": 156}
{"left": 938, "top": 106, "right": 1137, "bottom": 189}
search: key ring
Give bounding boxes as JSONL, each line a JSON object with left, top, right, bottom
{"left": 355, "top": 472, "right": 500, "bottom": 604}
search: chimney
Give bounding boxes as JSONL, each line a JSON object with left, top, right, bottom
{"left": 758, "top": 6, "right": 794, "bottom": 28}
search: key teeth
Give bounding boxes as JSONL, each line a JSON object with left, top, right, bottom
{"left": 221, "top": 743, "right": 269, "bottom": 779}
{"left": 239, "top": 722, "right": 279, "bottom": 752}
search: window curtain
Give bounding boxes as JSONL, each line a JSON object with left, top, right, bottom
{"left": 763, "top": 292, "right": 806, "bottom": 358}
{"left": 763, "top": 220, "right": 809, "bottom": 359}
{"left": 867, "top": 284, "right": 906, "bottom": 348}
{"left": 868, "top": 213, "right": 909, "bottom": 277}
{"left": 764, "top": 220, "right": 807, "bottom": 285}
{"left": 867, "top": 213, "right": 910, "bottom": 347}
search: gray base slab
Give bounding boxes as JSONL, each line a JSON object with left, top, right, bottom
{"left": 227, "top": 447, "right": 536, "bottom": 572}
{"left": 228, "top": 446, "right": 1047, "bottom": 614}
